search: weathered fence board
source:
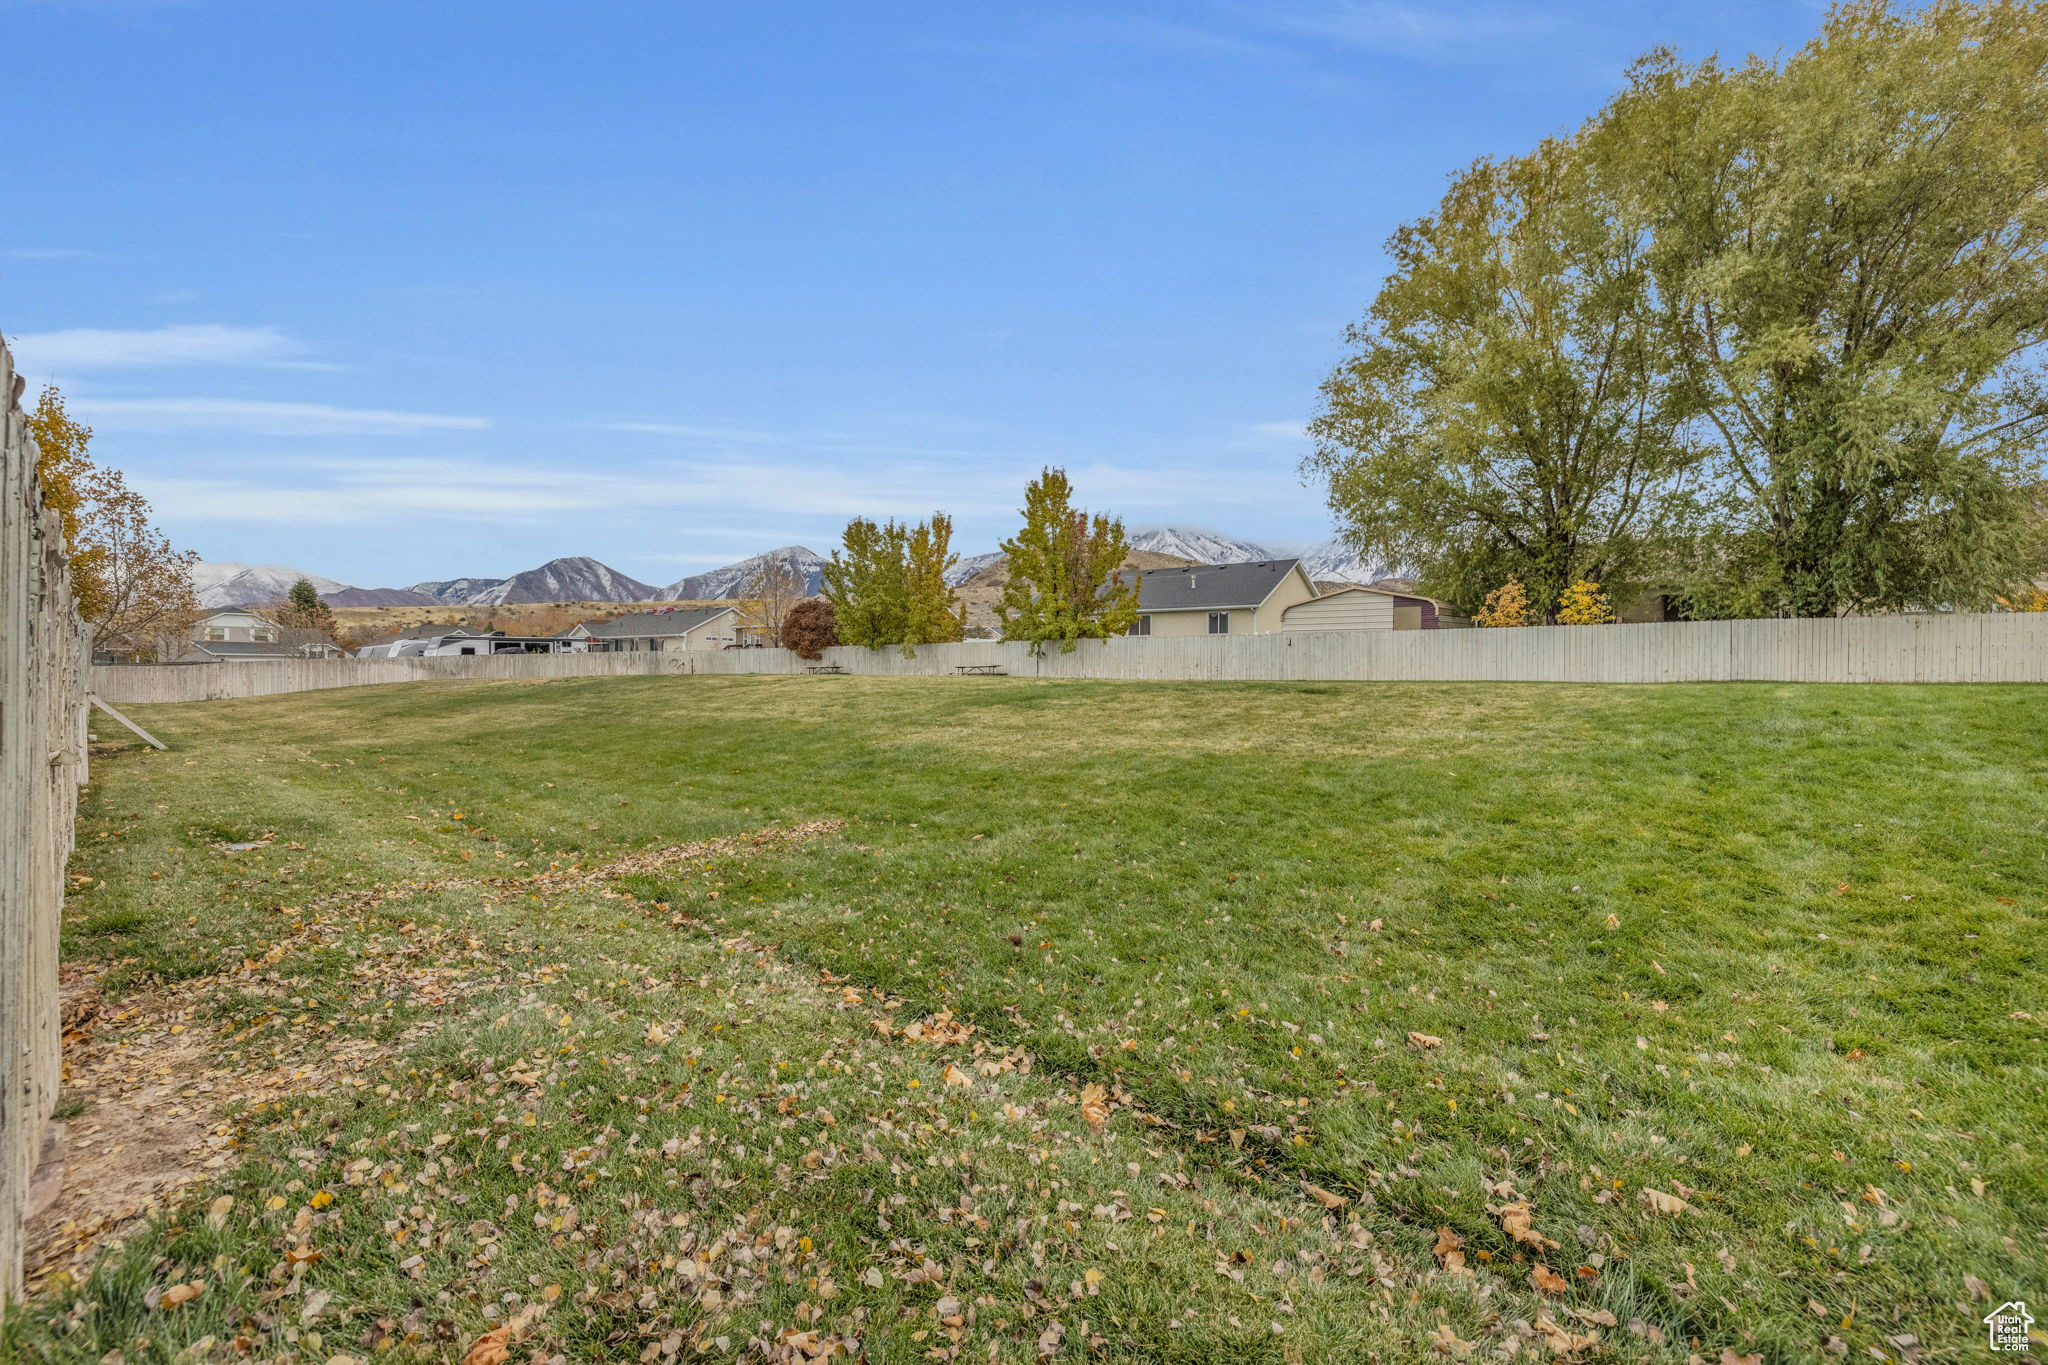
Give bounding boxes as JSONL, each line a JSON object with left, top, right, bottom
{"left": 89, "top": 612, "right": 2048, "bottom": 706}
{"left": 1, "top": 335, "right": 89, "bottom": 1304}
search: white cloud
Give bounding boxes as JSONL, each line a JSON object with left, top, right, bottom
{"left": 10, "top": 323, "right": 301, "bottom": 370}
{"left": 80, "top": 398, "right": 490, "bottom": 436}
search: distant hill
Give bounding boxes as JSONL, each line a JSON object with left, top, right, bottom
{"left": 1127, "top": 527, "right": 1278, "bottom": 564}
{"left": 663, "top": 546, "right": 826, "bottom": 600}
{"left": 1298, "top": 536, "right": 1398, "bottom": 586}
{"left": 192, "top": 561, "right": 347, "bottom": 608}
{"left": 943, "top": 551, "right": 1005, "bottom": 587}
{"left": 409, "top": 557, "right": 662, "bottom": 606}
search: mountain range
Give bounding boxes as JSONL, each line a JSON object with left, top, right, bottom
{"left": 192, "top": 528, "right": 1395, "bottom": 610}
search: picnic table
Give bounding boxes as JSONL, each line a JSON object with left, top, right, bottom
{"left": 803, "top": 664, "right": 849, "bottom": 674}
{"left": 953, "top": 663, "right": 1008, "bottom": 676}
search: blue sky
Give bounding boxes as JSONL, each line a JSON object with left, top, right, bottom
{"left": 3, "top": 1, "right": 1821, "bottom": 589}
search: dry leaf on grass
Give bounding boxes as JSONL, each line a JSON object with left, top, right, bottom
{"left": 1492, "top": 1199, "right": 1559, "bottom": 1249}
{"left": 1640, "top": 1188, "right": 1690, "bottom": 1216}
{"left": 1432, "top": 1226, "right": 1469, "bottom": 1276}
{"left": 1429, "top": 1322, "right": 1474, "bottom": 1356}
{"left": 1078, "top": 1083, "right": 1111, "bottom": 1128}
{"left": 1299, "top": 1180, "right": 1348, "bottom": 1211}
{"left": 901, "top": 1009, "right": 975, "bottom": 1045}
{"left": 156, "top": 1280, "right": 204, "bottom": 1310}
{"left": 1407, "top": 1031, "right": 1443, "bottom": 1049}
{"left": 1532, "top": 1314, "right": 1599, "bottom": 1354}
{"left": 1531, "top": 1263, "right": 1568, "bottom": 1295}
{"left": 942, "top": 1063, "right": 972, "bottom": 1088}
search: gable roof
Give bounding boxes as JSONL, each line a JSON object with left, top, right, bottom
{"left": 390, "top": 622, "right": 493, "bottom": 641}
{"left": 187, "top": 640, "right": 297, "bottom": 658}
{"left": 1119, "top": 559, "right": 1305, "bottom": 612}
{"left": 579, "top": 606, "right": 737, "bottom": 639}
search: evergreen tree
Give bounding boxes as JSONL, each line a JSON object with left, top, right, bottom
{"left": 997, "top": 468, "right": 1139, "bottom": 652}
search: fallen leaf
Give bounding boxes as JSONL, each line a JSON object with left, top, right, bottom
{"left": 1078, "top": 1083, "right": 1111, "bottom": 1128}
{"left": 942, "top": 1063, "right": 972, "bottom": 1088}
{"left": 158, "top": 1281, "right": 205, "bottom": 1310}
{"left": 1299, "top": 1180, "right": 1348, "bottom": 1211}
{"left": 644, "top": 1022, "right": 669, "bottom": 1046}
{"left": 1432, "top": 1226, "right": 1469, "bottom": 1276}
{"left": 1640, "top": 1188, "right": 1689, "bottom": 1217}
{"left": 1493, "top": 1199, "right": 1559, "bottom": 1250}
{"left": 1531, "top": 1263, "right": 1568, "bottom": 1296}
{"left": 1429, "top": 1322, "right": 1474, "bottom": 1356}
{"left": 1407, "top": 1031, "right": 1443, "bottom": 1050}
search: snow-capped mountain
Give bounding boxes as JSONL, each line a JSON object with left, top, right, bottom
{"left": 405, "top": 576, "right": 506, "bottom": 605}
{"left": 194, "top": 562, "right": 352, "bottom": 608}
{"left": 663, "top": 546, "right": 826, "bottom": 600}
{"left": 412, "top": 557, "right": 662, "bottom": 606}
{"left": 1298, "top": 536, "right": 1401, "bottom": 585}
{"left": 944, "top": 551, "right": 1005, "bottom": 586}
{"left": 1127, "top": 527, "right": 1278, "bottom": 565}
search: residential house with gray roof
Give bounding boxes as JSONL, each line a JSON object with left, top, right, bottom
{"left": 563, "top": 605, "right": 742, "bottom": 652}
{"left": 1114, "top": 559, "right": 1319, "bottom": 637}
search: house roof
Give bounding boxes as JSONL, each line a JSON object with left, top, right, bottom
{"left": 579, "top": 606, "right": 736, "bottom": 639}
{"left": 188, "top": 641, "right": 297, "bottom": 658}
{"left": 390, "top": 622, "right": 493, "bottom": 641}
{"left": 1119, "top": 559, "right": 1305, "bottom": 612}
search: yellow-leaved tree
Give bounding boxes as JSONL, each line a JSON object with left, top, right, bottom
{"left": 1473, "top": 579, "right": 1533, "bottom": 628}
{"left": 1554, "top": 580, "right": 1614, "bottom": 625}
{"left": 28, "top": 386, "right": 200, "bottom": 660}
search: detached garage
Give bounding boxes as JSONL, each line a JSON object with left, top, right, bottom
{"left": 1282, "top": 584, "right": 1466, "bottom": 632}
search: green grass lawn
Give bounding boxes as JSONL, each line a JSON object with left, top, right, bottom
{"left": 13, "top": 675, "right": 2045, "bottom": 1364}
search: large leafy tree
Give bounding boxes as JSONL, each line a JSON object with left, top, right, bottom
{"left": 820, "top": 514, "right": 963, "bottom": 653}
{"left": 1599, "top": 0, "right": 2048, "bottom": 616}
{"left": 997, "top": 468, "right": 1138, "bottom": 650}
{"left": 28, "top": 386, "right": 200, "bottom": 658}
{"left": 821, "top": 517, "right": 909, "bottom": 647}
{"left": 901, "top": 513, "right": 966, "bottom": 651}
{"left": 1305, "top": 135, "right": 1702, "bottom": 620}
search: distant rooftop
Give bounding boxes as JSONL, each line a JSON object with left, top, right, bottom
{"left": 1117, "top": 559, "right": 1303, "bottom": 612}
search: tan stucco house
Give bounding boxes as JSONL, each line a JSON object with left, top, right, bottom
{"left": 1119, "top": 559, "right": 1319, "bottom": 637}
{"left": 566, "top": 606, "right": 741, "bottom": 652}
{"left": 1281, "top": 584, "right": 1467, "bottom": 631}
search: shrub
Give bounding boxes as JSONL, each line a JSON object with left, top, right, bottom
{"left": 1555, "top": 580, "right": 1614, "bottom": 625}
{"left": 781, "top": 598, "right": 841, "bottom": 659}
{"left": 1474, "top": 579, "right": 1534, "bottom": 628}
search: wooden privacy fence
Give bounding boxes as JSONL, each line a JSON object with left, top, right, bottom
{"left": 0, "top": 336, "right": 89, "bottom": 1304}
{"left": 90, "top": 611, "right": 2048, "bottom": 705}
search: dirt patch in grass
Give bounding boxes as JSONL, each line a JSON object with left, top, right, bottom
{"left": 24, "top": 969, "right": 221, "bottom": 1293}
{"left": 23, "top": 819, "right": 850, "bottom": 1298}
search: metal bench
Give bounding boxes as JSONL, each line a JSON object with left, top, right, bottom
{"left": 803, "top": 664, "right": 849, "bottom": 674}
{"left": 953, "top": 663, "right": 1008, "bottom": 676}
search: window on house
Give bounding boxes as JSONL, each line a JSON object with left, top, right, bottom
{"left": 648, "top": 637, "right": 663, "bottom": 652}
{"left": 253, "top": 629, "right": 274, "bottom": 642}
{"left": 205, "top": 628, "right": 227, "bottom": 641}
{"left": 1128, "top": 615, "right": 1151, "bottom": 636}
{"left": 1208, "top": 612, "right": 1231, "bottom": 634}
